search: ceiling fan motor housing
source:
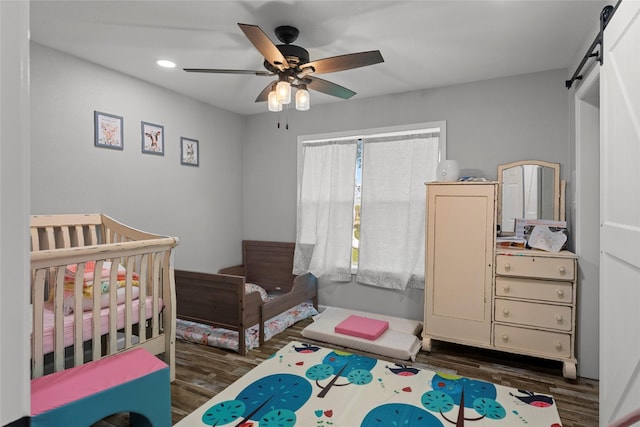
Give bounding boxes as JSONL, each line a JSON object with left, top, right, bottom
{"left": 263, "top": 45, "right": 310, "bottom": 73}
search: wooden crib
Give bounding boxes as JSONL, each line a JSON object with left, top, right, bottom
{"left": 30, "top": 214, "right": 179, "bottom": 381}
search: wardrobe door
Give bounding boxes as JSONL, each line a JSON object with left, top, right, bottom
{"left": 423, "top": 183, "right": 497, "bottom": 351}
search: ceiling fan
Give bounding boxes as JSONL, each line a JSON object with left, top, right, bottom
{"left": 183, "top": 23, "right": 384, "bottom": 111}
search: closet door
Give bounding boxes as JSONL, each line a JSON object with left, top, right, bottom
{"left": 423, "top": 183, "right": 496, "bottom": 350}
{"left": 600, "top": 2, "right": 640, "bottom": 425}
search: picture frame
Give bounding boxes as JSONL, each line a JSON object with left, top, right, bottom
{"left": 94, "top": 111, "right": 123, "bottom": 150}
{"left": 141, "top": 121, "right": 164, "bottom": 155}
{"left": 180, "top": 137, "right": 199, "bottom": 167}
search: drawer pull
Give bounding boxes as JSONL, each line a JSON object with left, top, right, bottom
{"left": 502, "top": 309, "right": 510, "bottom": 317}
{"left": 501, "top": 334, "right": 509, "bottom": 342}
{"left": 559, "top": 266, "right": 566, "bottom": 275}
{"left": 503, "top": 284, "right": 510, "bottom": 293}
{"left": 504, "top": 263, "right": 511, "bottom": 272}
{"left": 556, "top": 289, "right": 565, "bottom": 298}
{"left": 555, "top": 315, "right": 564, "bottom": 323}
{"left": 555, "top": 342, "right": 563, "bottom": 351}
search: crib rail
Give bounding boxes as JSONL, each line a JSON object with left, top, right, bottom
{"left": 30, "top": 214, "right": 103, "bottom": 250}
{"left": 30, "top": 214, "right": 179, "bottom": 380}
{"left": 30, "top": 213, "right": 168, "bottom": 250}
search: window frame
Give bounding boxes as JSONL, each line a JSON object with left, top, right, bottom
{"left": 296, "top": 120, "right": 447, "bottom": 275}
{"left": 297, "top": 121, "right": 447, "bottom": 196}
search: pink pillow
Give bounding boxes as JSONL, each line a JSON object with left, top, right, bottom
{"left": 335, "top": 315, "right": 389, "bottom": 340}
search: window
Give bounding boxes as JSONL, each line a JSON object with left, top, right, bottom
{"left": 294, "top": 122, "right": 446, "bottom": 290}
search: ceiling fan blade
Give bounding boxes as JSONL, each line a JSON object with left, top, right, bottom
{"left": 306, "top": 76, "right": 356, "bottom": 99}
{"left": 183, "top": 68, "right": 272, "bottom": 76}
{"left": 255, "top": 81, "right": 276, "bottom": 102}
{"left": 304, "top": 50, "right": 384, "bottom": 74}
{"left": 238, "top": 23, "right": 290, "bottom": 71}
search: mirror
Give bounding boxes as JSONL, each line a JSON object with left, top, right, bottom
{"left": 497, "top": 160, "right": 561, "bottom": 234}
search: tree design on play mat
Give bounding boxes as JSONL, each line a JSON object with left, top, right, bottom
{"left": 361, "top": 403, "right": 444, "bottom": 426}
{"left": 421, "top": 373, "right": 506, "bottom": 425}
{"left": 305, "top": 350, "right": 377, "bottom": 398}
{"left": 200, "top": 373, "right": 312, "bottom": 427}
{"left": 359, "top": 373, "right": 506, "bottom": 426}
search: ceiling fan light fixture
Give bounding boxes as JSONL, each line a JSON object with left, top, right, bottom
{"left": 295, "top": 85, "right": 310, "bottom": 111}
{"left": 276, "top": 80, "right": 291, "bottom": 105}
{"left": 268, "top": 89, "right": 282, "bottom": 112}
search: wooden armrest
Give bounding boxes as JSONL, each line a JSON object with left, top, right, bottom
{"left": 218, "top": 264, "right": 246, "bottom": 276}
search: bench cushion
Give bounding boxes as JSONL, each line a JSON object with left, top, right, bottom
{"left": 335, "top": 315, "right": 389, "bottom": 340}
{"left": 31, "top": 348, "right": 167, "bottom": 416}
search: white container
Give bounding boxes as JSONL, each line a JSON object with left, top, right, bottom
{"left": 436, "top": 160, "right": 460, "bottom": 182}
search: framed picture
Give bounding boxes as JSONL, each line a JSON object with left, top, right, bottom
{"left": 180, "top": 137, "right": 199, "bottom": 167}
{"left": 94, "top": 111, "right": 123, "bottom": 150}
{"left": 141, "top": 121, "right": 164, "bottom": 155}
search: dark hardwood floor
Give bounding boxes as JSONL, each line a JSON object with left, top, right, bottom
{"left": 97, "top": 317, "right": 598, "bottom": 426}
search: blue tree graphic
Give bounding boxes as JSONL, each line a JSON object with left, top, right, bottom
{"left": 421, "top": 374, "right": 506, "bottom": 425}
{"left": 200, "top": 373, "right": 311, "bottom": 426}
{"left": 305, "top": 350, "right": 377, "bottom": 398}
{"left": 361, "top": 403, "right": 444, "bottom": 427}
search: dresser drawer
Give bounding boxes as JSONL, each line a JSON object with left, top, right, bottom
{"left": 494, "top": 324, "right": 571, "bottom": 358}
{"left": 495, "top": 277, "right": 573, "bottom": 303}
{"left": 494, "top": 299, "right": 572, "bottom": 331}
{"left": 496, "top": 255, "right": 574, "bottom": 280}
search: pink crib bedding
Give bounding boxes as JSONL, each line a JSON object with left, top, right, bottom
{"left": 39, "top": 297, "right": 161, "bottom": 355}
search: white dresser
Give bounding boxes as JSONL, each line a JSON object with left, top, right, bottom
{"left": 422, "top": 180, "right": 579, "bottom": 379}
{"left": 494, "top": 248, "right": 577, "bottom": 378}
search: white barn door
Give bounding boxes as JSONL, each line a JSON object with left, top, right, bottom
{"left": 600, "top": 2, "right": 640, "bottom": 425}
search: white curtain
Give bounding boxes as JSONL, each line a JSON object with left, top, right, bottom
{"left": 293, "top": 140, "right": 357, "bottom": 281}
{"left": 355, "top": 134, "right": 440, "bottom": 290}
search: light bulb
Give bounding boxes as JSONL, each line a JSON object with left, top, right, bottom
{"left": 268, "top": 90, "right": 282, "bottom": 112}
{"left": 295, "top": 86, "right": 310, "bottom": 111}
{"left": 276, "top": 80, "right": 291, "bottom": 104}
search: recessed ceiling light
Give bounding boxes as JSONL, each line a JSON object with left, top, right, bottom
{"left": 156, "top": 59, "right": 176, "bottom": 69}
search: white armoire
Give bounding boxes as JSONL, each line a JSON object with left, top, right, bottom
{"left": 423, "top": 182, "right": 497, "bottom": 349}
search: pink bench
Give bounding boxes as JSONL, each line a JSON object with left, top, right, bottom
{"left": 31, "top": 348, "right": 170, "bottom": 427}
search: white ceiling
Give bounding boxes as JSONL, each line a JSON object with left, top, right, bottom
{"left": 30, "top": 0, "right": 607, "bottom": 116}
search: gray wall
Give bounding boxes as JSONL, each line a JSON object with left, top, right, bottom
{"left": 244, "top": 69, "right": 571, "bottom": 321}
{"left": 30, "top": 43, "right": 246, "bottom": 272}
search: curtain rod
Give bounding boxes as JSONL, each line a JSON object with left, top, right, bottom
{"left": 565, "top": 1, "right": 620, "bottom": 90}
